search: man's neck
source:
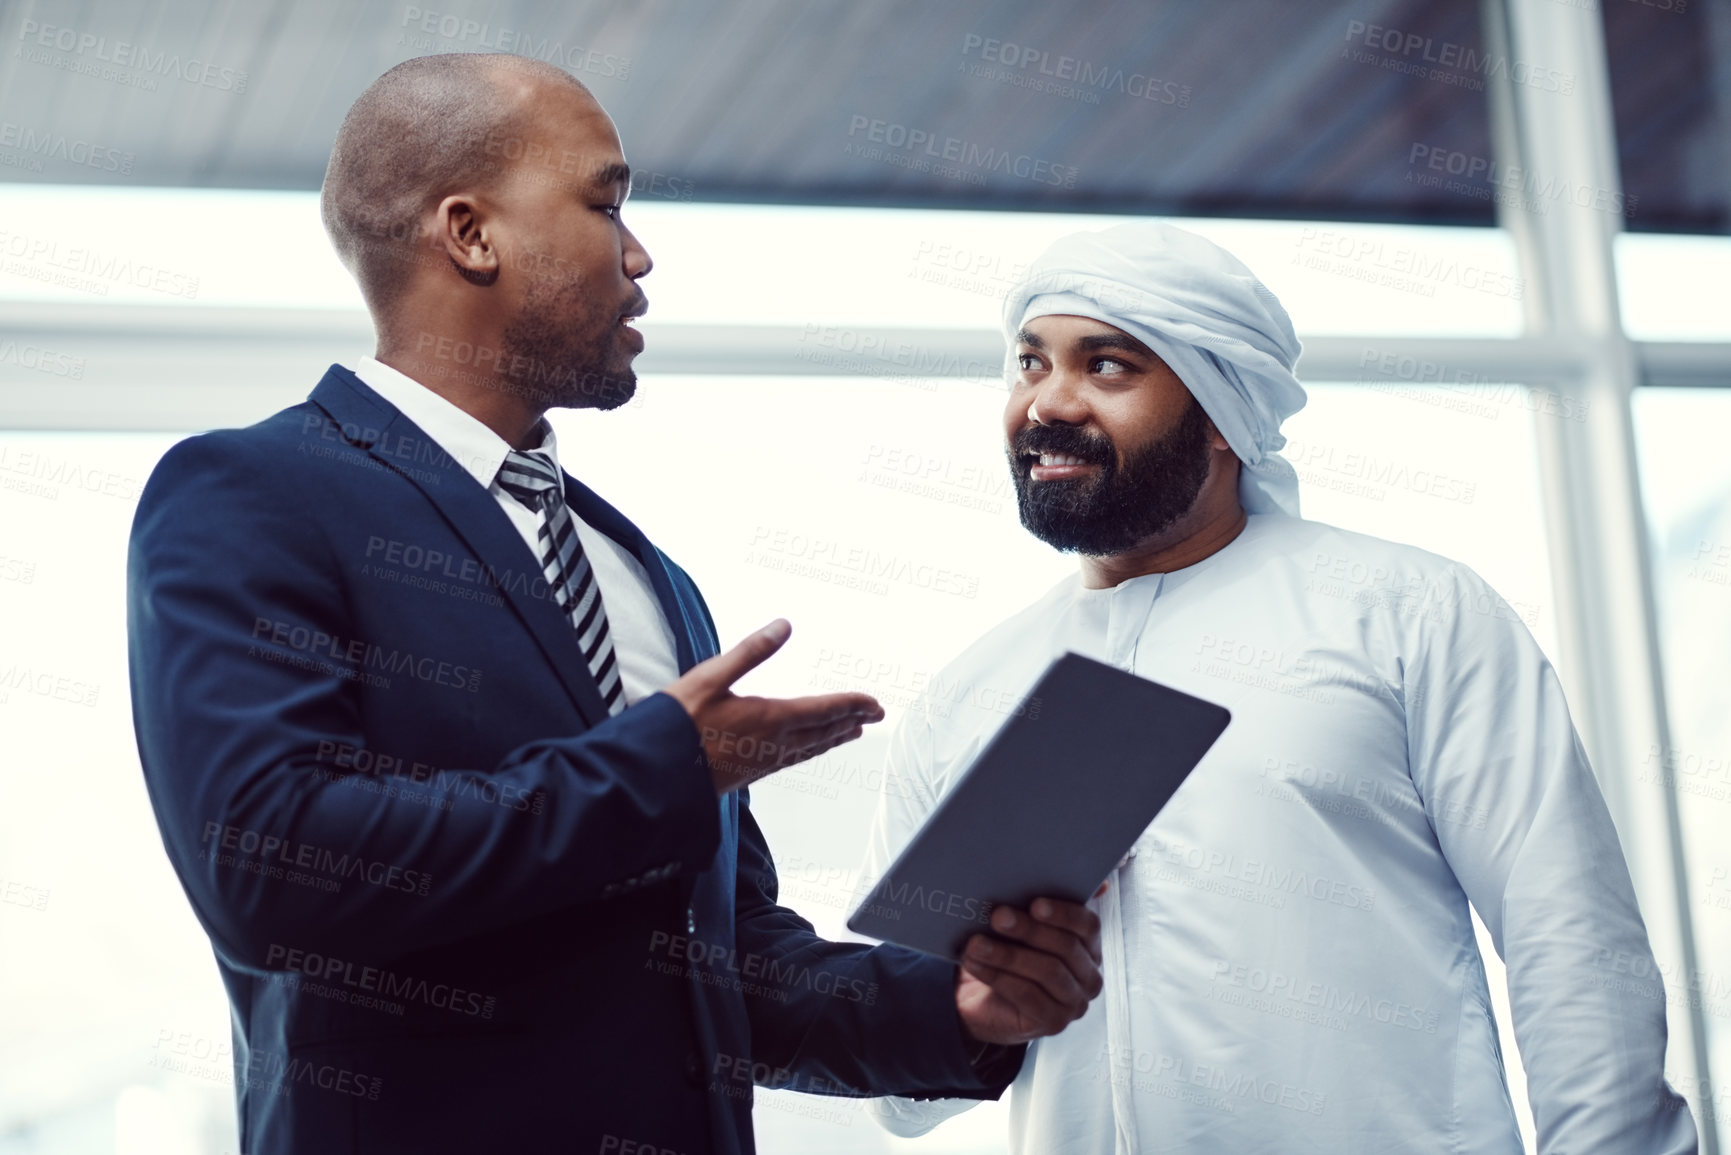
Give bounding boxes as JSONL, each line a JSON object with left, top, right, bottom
{"left": 373, "top": 344, "right": 546, "bottom": 451}
{"left": 1079, "top": 500, "right": 1249, "bottom": 590}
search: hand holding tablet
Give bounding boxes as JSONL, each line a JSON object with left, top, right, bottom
{"left": 848, "top": 653, "right": 1231, "bottom": 960}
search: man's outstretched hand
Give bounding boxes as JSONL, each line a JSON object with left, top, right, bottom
{"left": 956, "top": 888, "right": 1106, "bottom": 1046}
{"left": 663, "top": 619, "right": 884, "bottom": 795}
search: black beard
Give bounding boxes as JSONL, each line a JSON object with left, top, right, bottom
{"left": 497, "top": 276, "right": 637, "bottom": 411}
{"left": 1008, "top": 395, "right": 1214, "bottom": 555}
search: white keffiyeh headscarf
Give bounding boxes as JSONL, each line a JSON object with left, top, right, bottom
{"left": 1002, "top": 222, "right": 1307, "bottom": 517}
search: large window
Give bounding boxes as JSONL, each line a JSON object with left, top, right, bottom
{"left": 0, "top": 432, "right": 233, "bottom": 1154}
{"left": 1634, "top": 387, "right": 1731, "bottom": 1133}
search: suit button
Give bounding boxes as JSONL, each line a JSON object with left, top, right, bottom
{"left": 684, "top": 1052, "right": 704, "bottom": 1089}
{"left": 686, "top": 908, "right": 697, "bottom": 934}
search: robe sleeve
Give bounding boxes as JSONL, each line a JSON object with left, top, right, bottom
{"left": 862, "top": 694, "right": 995, "bottom": 1137}
{"left": 1404, "top": 562, "right": 1698, "bottom": 1154}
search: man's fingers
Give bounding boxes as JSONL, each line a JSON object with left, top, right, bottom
{"left": 989, "top": 905, "right": 1103, "bottom": 978}
{"left": 771, "top": 725, "right": 864, "bottom": 769}
{"left": 1025, "top": 897, "right": 1104, "bottom": 965}
{"left": 713, "top": 693, "right": 881, "bottom": 770}
{"left": 770, "top": 691, "right": 885, "bottom": 732}
{"left": 694, "top": 620, "right": 793, "bottom": 695}
{"left": 707, "top": 718, "right": 866, "bottom": 787}
{"left": 957, "top": 957, "right": 1069, "bottom": 1038}
{"left": 965, "top": 932, "right": 1091, "bottom": 1009}
{"left": 778, "top": 706, "right": 880, "bottom": 757}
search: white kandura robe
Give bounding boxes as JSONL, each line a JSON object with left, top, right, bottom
{"left": 863, "top": 514, "right": 1697, "bottom": 1155}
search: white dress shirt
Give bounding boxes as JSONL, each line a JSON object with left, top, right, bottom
{"left": 350, "top": 356, "right": 681, "bottom": 706}
{"left": 864, "top": 514, "right": 1697, "bottom": 1154}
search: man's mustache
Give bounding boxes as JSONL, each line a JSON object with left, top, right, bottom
{"left": 1010, "top": 426, "right": 1116, "bottom": 467}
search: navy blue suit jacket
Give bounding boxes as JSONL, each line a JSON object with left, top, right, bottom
{"left": 126, "top": 365, "right": 1019, "bottom": 1154}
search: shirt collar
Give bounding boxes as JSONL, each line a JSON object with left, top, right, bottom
{"left": 350, "top": 355, "right": 563, "bottom": 489}
{"left": 1077, "top": 512, "right": 1268, "bottom": 597}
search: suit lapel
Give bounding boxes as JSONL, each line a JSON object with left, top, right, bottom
{"left": 308, "top": 366, "right": 613, "bottom": 729}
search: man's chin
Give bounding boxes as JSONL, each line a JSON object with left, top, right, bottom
{"left": 551, "top": 346, "right": 637, "bottom": 409}
{"left": 578, "top": 368, "right": 636, "bottom": 410}
{"left": 1015, "top": 476, "right": 1103, "bottom": 515}
{"left": 590, "top": 378, "right": 637, "bottom": 411}
{"left": 1020, "top": 520, "right": 1116, "bottom": 555}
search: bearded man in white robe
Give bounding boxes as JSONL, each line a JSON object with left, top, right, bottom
{"left": 863, "top": 222, "right": 1698, "bottom": 1154}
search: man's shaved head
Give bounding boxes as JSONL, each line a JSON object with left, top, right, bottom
{"left": 320, "top": 53, "right": 592, "bottom": 315}
{"left": 321, "top": 52, "right": 651, "bottom": 436}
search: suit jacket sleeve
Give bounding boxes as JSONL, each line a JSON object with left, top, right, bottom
{"left": 731, "top": 791, "right": 1024, "bottom": 1101}
{"left": 663, "top": 576, "right": 1023, "bottom": 1101}
{"left": 127, "top": 431, "right": 723, "bottom": 970}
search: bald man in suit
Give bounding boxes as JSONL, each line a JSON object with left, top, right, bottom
{"left": 128, "top": 53, "right": 1104, "bottom": 1154}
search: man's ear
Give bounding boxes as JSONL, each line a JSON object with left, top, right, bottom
{"left": 1203, "top": 414, "right": 1232, "bottom": 454}
{"left": 432, "top": 194, "right": 500, "bottom": 287}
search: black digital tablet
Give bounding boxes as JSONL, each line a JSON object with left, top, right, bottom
{"left": 846, "top": 652, "right": 1231, "bottom": 960}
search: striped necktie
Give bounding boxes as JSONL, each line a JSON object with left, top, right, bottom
{"left": 495, "top": 449, "right": 624, "bottom": 715}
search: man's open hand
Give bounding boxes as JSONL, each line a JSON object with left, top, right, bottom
{"left": 956, "top": 889, "right": 1106, "bottom": 1046}
{"left": 663, "top": 620, "right": 884, "bottom": 794}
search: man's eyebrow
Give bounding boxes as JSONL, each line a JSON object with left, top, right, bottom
{"left": 1075, "top": 331, "right": 1155, "bottom": 358}
{"left": 1014, "top": 327, "right": 1046, "bottom": 350}
{"left": 587, "top": 161, "right": 631, "bottom": 193}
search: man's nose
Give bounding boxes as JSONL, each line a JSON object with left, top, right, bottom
{"left": 1028, "top": 371, "right": 1089, "bottom": 425}
{"left": 623, "top": 227, "right": 652, "bottom": 279}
